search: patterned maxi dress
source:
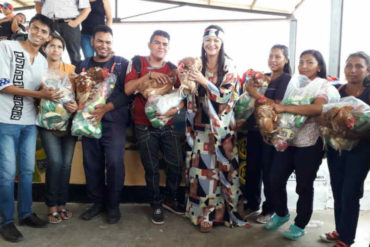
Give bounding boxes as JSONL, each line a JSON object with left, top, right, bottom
{"left": 185, "top": 58, "right": 247, "bottom": 227}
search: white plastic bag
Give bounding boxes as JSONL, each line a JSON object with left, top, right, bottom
{"left": 235, "top": 70, "right": 270, "bottom": 121}
{"left": 272, "top": 75, "right": 339, "bottom": 151}
{"left": 145, "top": 89, "right": 185, "bottom": 128}
{"left": 321, "top": 96, "right": 370, "bottom": 151}
{"left": 36, "top": 70, "right": 74, "bottom": 131}
{"left": 72, "top": 73, "right": 116, "bottom": 138}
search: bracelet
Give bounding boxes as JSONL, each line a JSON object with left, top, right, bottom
{"left": 148, "top": 71, "right": 152, "bottom": 80}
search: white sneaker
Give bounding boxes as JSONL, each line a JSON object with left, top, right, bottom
{"left": 256, "top": 213, "right": 273, "bottom": 224}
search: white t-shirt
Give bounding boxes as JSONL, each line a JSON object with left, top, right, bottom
{"left": 0, "top": 40, "right": 48, "bottom": 125}
{"left": 34, "top": 0, "right": 91, "bottom": 19}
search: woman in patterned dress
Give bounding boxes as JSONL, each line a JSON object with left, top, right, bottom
{"left": 185, "top": 25, "right": 248, "bottom": 233}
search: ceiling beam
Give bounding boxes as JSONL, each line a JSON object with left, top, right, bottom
{"left": 114, "top": 17, "right": 287, "bottom": 24}
{"left": 143, "top": 0, "right": 292, "bottom": 18}
{"left": 13, "top": 0, "right": 28, "bottom": 6}
{"left": 250, "top": 0, "right": 258, "bottom": 10}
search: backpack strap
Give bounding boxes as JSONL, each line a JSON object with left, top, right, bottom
{"left": 167, "top": 61, "right": 177, "bottom": 71}
{"left": 80, "top": 57, "right": 92, "bottom": 73}
{"left": 131, "top": 55, "right": 142, "bottom": 78}
{"left": 130, "top": 56, "right": 177, "bottom": 77}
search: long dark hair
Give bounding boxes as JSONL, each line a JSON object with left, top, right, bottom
{"left": 300, "top": 49, "right": 327, "bottom": 79}
{"left": 200, "top": 25, "right": 228, "bottom": 96}
{"left": 271, "top": 44, "right": 291, "bottom": 75}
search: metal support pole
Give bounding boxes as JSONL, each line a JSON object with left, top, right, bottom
{"left": 113, "top": 0, "right": 119, "bottom": 23}
{"left": 328, "top": 0, "right": 344, "bottom": 77}
{"left": 289, "top": 17, "right": 297, "bottom": 74}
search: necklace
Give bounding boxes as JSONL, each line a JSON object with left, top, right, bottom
{"left": 206, "top": 63, "right": 218, "bottom": 72}
{"left": 346, "top": 85, "right": 365, "bottom": 97}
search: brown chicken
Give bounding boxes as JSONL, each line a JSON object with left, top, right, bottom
{"left": 178, "top": 57, "right": 202, "bottom": 95}
{"left": 255, "top": 102, "right": 279, "bottom": 144}
{"left": 74, "top": 67, "right": 109, "bottom": 106}
{"left": 320, "top": 106, "right": 356, "bottom": 152}
{"left": 242, "top": 71, "right": 271, "bottom": 92}
{"left": 139, "top": 70, "right": 177, "bottom": 98}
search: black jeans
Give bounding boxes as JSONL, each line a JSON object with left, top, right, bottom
{"left": 244, "top": 131, "right": 275, "bottom": 214}
{"left": 270, "top": 139, "right": 324, "bottom": 229}
{"left": 39, "top": 129, "right": 77, "bottom": 207}
{"left": 53, "top": 21, "right": 81, "bottom": 65}
{"left": 135, "top": 124, "right": 183, "bottom": 207}
{"left": 327, "top": 141, "right": 370, "bottom": 245}
{"left": 82, "top": 122, "right": 126, "bottom": 210}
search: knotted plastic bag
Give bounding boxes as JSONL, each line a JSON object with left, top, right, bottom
{"left": 72, "top": 73, "right": 116, "bottom": 138}
{"left": 36, "top": 70, "right": 74, "bottom": 131}
{"left": 145, "top": 89, "right": 185, "bottom": 128}
{"left": 320, "top": 96, "right": 370, "bottom": 151}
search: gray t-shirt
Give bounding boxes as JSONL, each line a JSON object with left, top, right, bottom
{"left": 0, "top": 40, "right": 48, "bottom": 125}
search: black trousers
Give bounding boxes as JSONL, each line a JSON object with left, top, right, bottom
{"left": 327, "top": 141, "right": 370, "bottom": 245}
{"left": 53, "top": 21, "right": 81, "bottom": 65}
{"left": 82, "top": 122, "right": 126, "bottom": 210}
{"left": 244, "top": 131, "right": 275, "bottom": 214}
{"left": 270, "top": 138, "right": 324, "bottom": 229}
{"left": 134, "top": 124, "right": 183, "bottom": 207}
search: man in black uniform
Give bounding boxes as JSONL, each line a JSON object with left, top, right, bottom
{"left": 76, "top": 25, "right": 129, "bottom": 224}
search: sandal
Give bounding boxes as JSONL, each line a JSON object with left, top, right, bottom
{"left": 333, "top": 240, "right": 350, "bottom": 247}
{"left": 320, "top": 230, "right": 340, "bottom": 243}
{"left": 58, "top": 209, "right": 72, "bottom": 220}
{"left": 199, "top": 221, "right": 213, "bottom": 233}
{"left": 48, "top": 212, "right": 62, "bottom": 224}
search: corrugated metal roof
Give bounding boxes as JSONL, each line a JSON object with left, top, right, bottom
{"left": 10, "top": 0, "right": 306, "bottom": 16}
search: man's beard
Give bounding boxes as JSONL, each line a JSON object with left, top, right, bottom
{"left": 96, "top": 53, "right": 109, "bottom": 59}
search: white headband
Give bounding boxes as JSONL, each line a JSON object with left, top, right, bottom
{"left": 203, "top": 28, "right": 224, "bottom": 42}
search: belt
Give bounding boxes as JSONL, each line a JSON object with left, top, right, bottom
{"left": 54, "top": 18, "right": 76, "bottom": 23}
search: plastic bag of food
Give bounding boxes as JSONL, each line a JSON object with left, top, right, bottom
{"left": 320, "top": 96, "right": 370, "bottom": 151}
{"left": 272, "top": 75, "right": 338, "bottom": 151}
{"left": 36, "top": 70, "right": 74, "bottom": 131}
{"left": 145, "top": 89, "right": 185, "bottom": 128}
{"left": 235, "top": 70, "right": 270, "bottom": 122}
{"left": 71, "top": 73, "right": 116, "bottom": 138}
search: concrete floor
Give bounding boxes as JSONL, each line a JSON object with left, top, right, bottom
{"left": 1, "top": 203, "right": 369, "bottom": 247}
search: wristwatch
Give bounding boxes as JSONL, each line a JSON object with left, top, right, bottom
{"left": 176, "top": 106, "right": 180, "bottom": 115}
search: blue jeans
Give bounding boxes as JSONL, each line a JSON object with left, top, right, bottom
{"left": 0, "top": 123, "right": 37, "bottom": 225}
{"left": 134, "top": 124, "right": 183, "bottom": 207}
{"left": 327, "top": 141, "right": 370, "bottom": 245}
{"left": 38, "top": 128, "right": 77, "bottom": 207}
{"left": 80, "top": 34, "right": 94, "bottom": 59}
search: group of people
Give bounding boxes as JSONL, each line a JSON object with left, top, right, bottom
{"left": 0, "top": 2, "right": 27, "bottom": 41}
{"left": 0, "top": 6, "right": 369, "bottom": 247}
